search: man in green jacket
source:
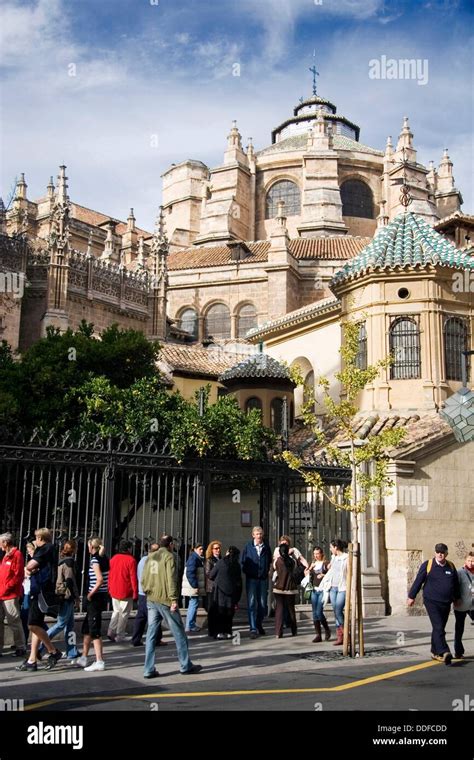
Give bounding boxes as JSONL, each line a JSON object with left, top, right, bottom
{"left": 141, "top": 535, "right": 202, "bottom": 679}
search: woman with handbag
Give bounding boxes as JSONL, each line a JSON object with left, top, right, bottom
{"left": 38, "top": 539, "right": 80, "bottom": 662}
{"left": 306, "top": 547, "right": 331, "bottom": 642}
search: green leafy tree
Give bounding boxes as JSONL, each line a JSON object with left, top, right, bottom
{"left": 169, "top": 387, "right": 276, "bottom": 461}
{"left": 0, "top": 340, "right": 20, "bottom": 426}
{"left": 0, "top": 322, "right": 160, "bottom": 432}
{"left": 68, "top": 381, "right": 275, "bottom": 461}
{"left": 0, "top": 325, "right": 275, "bottom": 462}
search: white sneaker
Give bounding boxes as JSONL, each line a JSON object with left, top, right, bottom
{"left": 72, "top": 655, "right": 88, "bottom": 668}
{"left": 84, "top": 660, "right": 105, "bottom": 672}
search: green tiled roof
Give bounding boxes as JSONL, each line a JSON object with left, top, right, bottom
{"left": 257, "top": 133, "right": 382, "bottom": 157}
{"left": 218, "top": 354, "right": 292, "bottom": 383}
{"left": 331, "top": 212, "right": 474, "bottom": 285}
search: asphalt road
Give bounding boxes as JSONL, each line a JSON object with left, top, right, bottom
{"left": 1, "top": 618, "right": 471, "bottom": 713}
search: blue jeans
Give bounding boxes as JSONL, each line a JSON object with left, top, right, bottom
{"left": 329, "top": 588, "right": 346, "bottom": 628}
{"left": 185, "top": 596, "right": 200, "bottom": 631}
{"left": 40, "top": 599, "right": 79, "bottom": 659}
{"left": 144, "top": 602, "right": 192, "bottom": 676}
{"left": 311, "top": 590, "right": 326, "bottom": 622}
{"left": 246, "top": 578, "right": 268, "bottom": 632}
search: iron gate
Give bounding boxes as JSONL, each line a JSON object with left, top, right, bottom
{"left": 0, "top": 431, "right": 352, "bottom": 601}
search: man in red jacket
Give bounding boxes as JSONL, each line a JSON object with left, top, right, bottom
{"left": 0, "top": 533, "right": 26, "bottom": 656}
{"left": 107, "top": 540, "right": 138, "bottom": 643}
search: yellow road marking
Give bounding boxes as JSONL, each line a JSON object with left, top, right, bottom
{"left": 24, "top": 659, "right": 441, "bottom": 711}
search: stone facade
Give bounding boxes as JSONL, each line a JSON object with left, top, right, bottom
{"left": 162, "top": 96, "right": 461, "bottom": 250}
{"left": 247, "top": 213, "right": 473, "bottom": 616}
{"left": 385, "top": 439, "right": 474, "bottom": 615}
{"left": 4, "top": 167, "right": 168, "bottom": 351}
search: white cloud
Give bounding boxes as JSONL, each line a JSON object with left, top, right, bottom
{"left": 0, "top": 0, "right": 73, "bottom": 67}
{"left": 239, "top": 0, "right": 385, "bottom": 63}
{"left": 1, "top": 0, "right": 471, "bottom": 230}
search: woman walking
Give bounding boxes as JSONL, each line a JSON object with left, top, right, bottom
{"left": 204, "top": 540, "right": 222, "bottom": 639}
{"left": 307, "top": 546, "right": 331, "bottom": 642}
{"left": 39, "top": 540, "right": 80, "bottom": 661}
{"left": 208, "top": 546, "right": 242, "bottom": 639}
{"left": 327, "top": 539, "right": 348, "bottom": 646}
{"left": 75, "top": 537, "right": 109, "bottom": 672}
{"left": 453, "top": 551, "right": 473, "bottom": 659}
{"left": 273, "top": 543, "right": 299, "bottom": 638}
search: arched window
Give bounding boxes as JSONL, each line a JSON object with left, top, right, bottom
{"left": 355, "top": 323, "right": 367, "bottom": 370}
{"left": 205, "top": 304, "right": 231, "bottom": 339}
{"left": 341, "top": 180, "right": 374, "bottom": 219}
{"left": 444, "top": 317, "right": 469, "bottom": 381}
{"left": 389, "top": 317, "right": 421, "bottom": 379}
{"left": 265, "top": 180, "right": 301, "bottom": 219}
{"left": 270, "top": 397, "right": 284, "bottom": 433}
{"left": 179, "top": 308, "right": 198, "bottom": 339}
{"left": 237, "top": 304, "right": 257, "bottom": 338}
{"left": 245, "top": 397, "right": 262, "bottom": 414}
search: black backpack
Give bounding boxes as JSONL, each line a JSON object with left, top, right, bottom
{"left": 291, "top": 557, "right": 305, "bottom": 586}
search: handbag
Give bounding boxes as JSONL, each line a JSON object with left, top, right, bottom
{"left": 38, "top": 589, "right": 60, "bottom": 618}
{"left": 55, "top": 564, "right": 72, "bottom": 600}
{"left": 291, "top": 558, "right": 305, "bottom": 586}
{"left": 303, "top": 582, "right": 314, "bottom": 601}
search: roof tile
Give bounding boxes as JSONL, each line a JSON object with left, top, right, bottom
{"left": 290, "top": 412, "right": 453, "bottom": 461}
{"left": 331, "top": 212, "right": 474, "bottom": 285}
{"left": 159, "top": 344, "right": 251, "bottom": 379}
{"left": 168, "top": 237, "right": 370, "bottom": 271}
{"left": 219, "top": 353, "right": 292, "bottom": 383}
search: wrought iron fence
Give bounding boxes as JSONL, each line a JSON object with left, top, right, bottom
{"left": 0, "top": 431, "right": 351, "bottom": 605}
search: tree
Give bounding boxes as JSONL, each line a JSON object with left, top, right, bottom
{"left": 0, "top": 325, "right": 275, "bottom": 462}
{"left": 281, "top": 318, "right": 407, "bottom": 656}
{"left": 69, "top": 380, "right": 275, "bottom": 461}
{"left": 0, "top": 341, "right": 19, "bottom": 426}
{"left": 0, "top": 322, "right": 160, "bottom": 432}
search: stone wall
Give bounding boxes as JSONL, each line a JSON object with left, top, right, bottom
{"left": 385, "top": 439, "right": 474, "bottom": 615}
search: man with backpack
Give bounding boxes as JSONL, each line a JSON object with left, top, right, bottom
{"left": 16, "top": 528, "right": 63, "bottom": 672}
{"left": 407, "top": 542, "right": 461, "bottom": 665}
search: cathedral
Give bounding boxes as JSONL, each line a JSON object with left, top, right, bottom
{"left": 1, "top": 82, "right": 473, "bottom": 615}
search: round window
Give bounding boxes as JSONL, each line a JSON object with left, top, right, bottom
{"left": 398, "top": 287, "right": 410, "bottom": 299}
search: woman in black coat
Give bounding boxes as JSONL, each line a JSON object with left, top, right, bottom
{"left": 208, "top": 546, "right": 242, "bottom": 639}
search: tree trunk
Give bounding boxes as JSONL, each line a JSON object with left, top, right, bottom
{"left": 343, "top": 542, "right": 352, "bottom": 656}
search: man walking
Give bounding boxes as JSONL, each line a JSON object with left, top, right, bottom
{"left": 108, "top": 539, "right": 138, "bottom": 643}
{"left": 141, "top": 535, "right": 202, "bottom": 678}
{"left": 182, "top": 543, "right": 205, "bottom": 633}
{"left": 16, "top": 528, "right": 63, "bottom": 672}
{"left": 132, "top": 541, "right": 166, "bottom": 648}
{"left": 0, "top": 533, "right": 26, "bottom": 657}
{"left": 241, "top": 526, "right": 272, "bottom": 639}
{"left": 408, "top": 542, "right": 460, "bottom": 665}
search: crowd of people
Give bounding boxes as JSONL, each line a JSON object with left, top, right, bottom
{"left": 0, "top": 528, "right": 471, "bottom": 677}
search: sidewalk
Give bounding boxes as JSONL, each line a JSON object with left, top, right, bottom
{"left": 2, "top": 606, "right": 471, "bottom": 673}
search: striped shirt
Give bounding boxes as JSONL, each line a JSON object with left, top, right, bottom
{"left": 88, "top": 555, "right": 109, "bottom": 593}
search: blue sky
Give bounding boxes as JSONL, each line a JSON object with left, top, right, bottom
{"left": 1, "top": 0, "right": 473, "bottom": 230}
